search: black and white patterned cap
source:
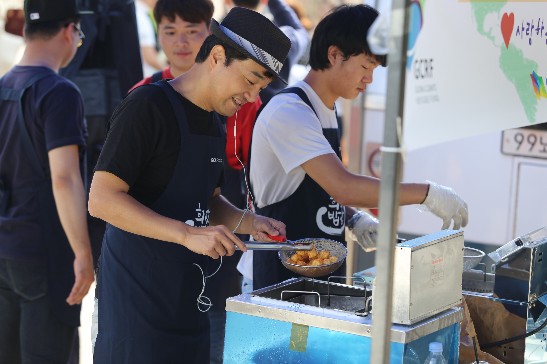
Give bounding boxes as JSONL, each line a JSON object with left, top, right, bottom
{"left": 210, "top": 7, "right": 291, "bottom": 83}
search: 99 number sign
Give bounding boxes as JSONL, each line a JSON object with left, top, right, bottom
{"left": 501, "top": 129, "right": 547, "bottom": 159}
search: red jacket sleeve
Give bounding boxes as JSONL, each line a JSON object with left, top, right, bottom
{"left": 226, "top": 98, "right": 262, "bottom": 170}
{"left": 128, "top": 76, "right": 153, "bottom": 93}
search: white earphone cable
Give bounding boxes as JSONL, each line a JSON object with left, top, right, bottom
{"left": 194, "top": 111, "right": 253, "bottom": 312}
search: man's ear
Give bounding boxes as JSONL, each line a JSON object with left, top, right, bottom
{"left": 62, "top": 23, "right": 74, "bottom": 45}
{"left": 210, "top": 45, "right": 226, "bottom": 67}
{"left": 327, "top": 45, "right": 343, "bottom": 66}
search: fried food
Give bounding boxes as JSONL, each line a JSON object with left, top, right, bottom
{"left": 286, "top": 244, "right": 337, "bottom": 267}
{"left": 318, "top": 250, "right": 330, "bottom": 259}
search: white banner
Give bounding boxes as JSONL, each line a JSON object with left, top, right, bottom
{"left": 403, "top": 0, "right": 547, "bottom": 150}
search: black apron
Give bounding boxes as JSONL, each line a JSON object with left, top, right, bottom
{"left": 0, "top": 70, "right": 81, "bottom": 327}
{"left": 252, "top": 88, "right": 346, "bottom": 290}
{"left": 93, "top": 81, "right": 224, "bottom": 364}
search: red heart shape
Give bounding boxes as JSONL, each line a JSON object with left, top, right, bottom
{"left": 501, "top": 12, "right": 514, "bottom": 49}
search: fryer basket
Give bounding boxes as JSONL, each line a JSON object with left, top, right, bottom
{"left": 278, "top": 239, "right": 347, "bottom": 278}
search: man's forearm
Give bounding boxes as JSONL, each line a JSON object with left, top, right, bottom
{"left": 88, "top": 182, "right": 189, "bottom": 245}
{"left": 208, "top": 193, "right": 251, "bottom": 234}
{"left": 51, "top": 174, "right": 92, "bottom": 258}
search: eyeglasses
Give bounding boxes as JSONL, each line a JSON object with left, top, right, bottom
{"left": 73, "top": 23, "right": 85, "bottom": 47}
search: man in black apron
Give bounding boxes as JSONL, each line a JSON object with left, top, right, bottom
{"left": 89, "top": 8, "right": 290, "bottom": 363}
{"left": 249, "top": 4, "right": 469, "bottom": 290}
{"left": 0, "top": 0, "right": 95, "bottom": 362}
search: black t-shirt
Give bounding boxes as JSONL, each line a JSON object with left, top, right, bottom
{"left": 95, "top": 82, "right": 224, "bottom": 206}
{"left": 0, "top": 66, "right": 86, "bottom": 260}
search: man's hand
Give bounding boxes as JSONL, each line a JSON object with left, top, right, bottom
{"left": 346, "top": 211, "right": 379, "bottom": 252}
{"left": 182, "top": 225, "right": 248, "bottom": 259}
{"left": 66, "top": 252, "right": 94, "bottom": 305}
{"left": 420, "top": 180, "right": 469, "bottom": 230}
{"left": 249, "top": 214, "right": 286, "bottom": 242}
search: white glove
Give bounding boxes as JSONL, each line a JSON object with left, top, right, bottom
{"left": 346, "top": 211, "right": 379, "bottom": 252}
{"left": 420, "top": 180, "right": 468, "bottom": 230}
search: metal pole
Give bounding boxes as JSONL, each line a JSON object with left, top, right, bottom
{"left": 370, "top": 1, "right": 409, "bottom": 363}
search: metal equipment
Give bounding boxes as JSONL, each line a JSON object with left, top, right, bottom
{"left": 278, "top": 239, "right": 347, "bottom": 278}
{"left": 223, "top": 277, "right": 461, "bottom": 363}
{"left": 388, "top": 230, "right": 464, "bottom": 324}
{"left": 223, "top": 230, "right": 467, "bottom": 363}
{"left": 462, "top": 226, "right": 547, "bottom": 363}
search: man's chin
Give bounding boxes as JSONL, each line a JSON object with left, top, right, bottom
{"left": 216, "top": 107, "right": 237, "bottom": 117}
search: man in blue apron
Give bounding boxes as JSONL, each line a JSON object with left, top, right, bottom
{"left": 248, "top": 4, "right": 469, "bottom": 290}
{"left": 89, "top": 7, "right": 290, "bottom": 363}
{"left": 0, "top": 0, "right": 95, "bottom": 362}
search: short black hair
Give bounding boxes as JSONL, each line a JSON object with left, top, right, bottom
{"left": 154, "top": 0, "right": 214, "bottom": 27}
{"left": 309, "top": 5, "right": 386, "bottom": 70}
{"left": 24, "top": 16, "right": 79, "bottom": 40}
{"left": 194, "top": 33, "right": 272, "bottom": 80}
{"left": 232, "top": 0, "right": 261, "bottom": 9}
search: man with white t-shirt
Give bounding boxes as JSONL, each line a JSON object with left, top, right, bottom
{"left": 246, "top": 4, "right": 470, "bottom": 290}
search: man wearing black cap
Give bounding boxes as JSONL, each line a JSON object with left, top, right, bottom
{"left": 248, "top": 4, "right": 469, "bottom": 291}
{"left": 0, "top": 0, "right": 94, "bottom": 363}
{"left": 225, "top": 0, "right": 309, "bottom": 103}
{"left": 88, "top": 7, "right": 290, "bottom": 363}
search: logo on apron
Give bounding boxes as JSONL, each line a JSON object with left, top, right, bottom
{"left": 185, "top": 202, "right": 210, "bottom": 227}
{"left": 316, "top": 197, "right": 345, "bottom": 235}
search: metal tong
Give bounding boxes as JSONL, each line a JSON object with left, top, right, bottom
{"left": 236, "top": 235, "right": 313, "bottom": 251}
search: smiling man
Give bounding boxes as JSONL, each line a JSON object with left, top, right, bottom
{"left": 88, "top": 7, "right": 290, "bottom": 363}
{"left": 123, "top": 3, "right": 266, "bottom": 362}
{"left": 247, "top": 4, "right": 469, "bottom": 291}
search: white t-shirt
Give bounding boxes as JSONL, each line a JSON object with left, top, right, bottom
{"left": 239, "top": 81, "right": 341, "bottom": 282}
{"left": 135, "top": 0, "right": 158, "bottom": 77}
{"left": 250, "top": 80, "right": 339, "bottom": 208}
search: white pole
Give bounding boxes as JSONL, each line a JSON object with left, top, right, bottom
{"left": 370, "top": 0, "right": 409, "bottom": 362}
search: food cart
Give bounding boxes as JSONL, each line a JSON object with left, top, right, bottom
{"left": 223, "top": 230, "right": 464, "bottom": 363}
{"left": 223, "top": 227, "right": 547, "bottom": 363}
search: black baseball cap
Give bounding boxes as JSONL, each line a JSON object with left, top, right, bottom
{"left": 24, "top": 0, "right": 89, "bottom": 23}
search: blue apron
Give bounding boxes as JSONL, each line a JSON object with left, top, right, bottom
{"left": 0, "top": 69, "right": 81, "bottom": 327}
{"left": 94, "top": 81, "right": 224, "bottom": 363}
{"left": 252, "top": 88, "right": 346, "bottom": 290}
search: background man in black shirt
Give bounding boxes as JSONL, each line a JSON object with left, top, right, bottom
{"left": 0, "top": 0, "right": 94, "bottom": 362}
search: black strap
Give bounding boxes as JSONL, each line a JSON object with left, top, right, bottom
{"left": 0, "top": 70, "right": 52, "bottom": 178}
{"left": 254, "top": 86, "right": 317, "bottom": 120}
{"left": 247, "top": 86, "right": 317, "bottom": 202}
{"left": 153, "top": 80, "right": 190, "bottom": 136}
{"left": 278, "top": 86, "right": 318, "bottom": 116}
{"left": 150, "top": 70, "right": 166, "bottom": 83}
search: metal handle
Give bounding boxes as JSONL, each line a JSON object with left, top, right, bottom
{"left": 236, "top": 242, "right": 313, "bottom": 251}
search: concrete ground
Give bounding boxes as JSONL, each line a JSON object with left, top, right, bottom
{"left": 78, "top": 283, "right": 95, "bottom": 364}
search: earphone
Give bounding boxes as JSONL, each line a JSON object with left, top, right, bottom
{"left": 194, "top": 110, "right": 254, "bottom": 312}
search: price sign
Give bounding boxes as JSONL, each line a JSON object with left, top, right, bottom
{"left": 501, "top": 129, "right": 547, "bottom": 159}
